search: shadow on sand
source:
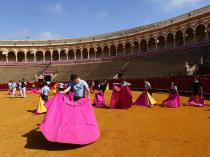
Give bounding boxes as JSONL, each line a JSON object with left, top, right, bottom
{"left": 22, "top": 128, "right": 86, "bottom": 151}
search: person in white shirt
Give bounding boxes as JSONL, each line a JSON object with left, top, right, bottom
{"left": 170, "top": 82, "right": 178, "bottom": 94}
{"left": 18, "top": 80, "right": 23, "bottom": 97}
{"left": 41, "top": 82, "right": 50, "bottom": 102}
{"left": 59, "top": 82, "right": 64, "bottom": 91}
{"left": 21, "top": 78, "right": 27, "bottom": 98}
{"left": 144, "top": 80, "right": 152, "bottom": 95}
{"left": 8, "top": 81, "right": 12, "bottom": 93}
{"left": 11, "top": 81, "right": 17, "bottom": 98}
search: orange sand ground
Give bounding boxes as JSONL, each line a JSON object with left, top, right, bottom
{"left": 0, "top": 90, "right": 210, "bottom": 157}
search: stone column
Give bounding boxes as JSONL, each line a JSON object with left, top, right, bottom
{"left": 131, "top": 44, "right": 134, "bottom": 55}
{"left": 50, "top": 51, "right": 53, "bottom": 62}
{"left": 5, "top": 53, "right": 8, "bottom": 63}
{"left": 146, "top": 41, "right": 149, "bottom": 52}
{"left": 116, "top": 46, "right": 118, "bottom": 56}
{"left": 193, "top": 30, "right": 196, "bottom": 44}
{"left": 43, "top": 53, "right": 46, "bottom": 62}
{"left": 139, "top": 43, "right": 141, "bottom": 53}
{"left": 108, "top": 47, "right": 111, "bottom": 57}
{"left": 173, "top": 34, "right": 176, "bottom": 47}
{"left": 80, "top": 50, "right": 83, "bottom": 60}
{"left": 58, "top": 51, "right": 61, "bottom": 61}
{"left": 101, "top": 48, "right": 104, "bottom": 58}
{"left": 205, "top": 28, "right": 208, "bottom": 40}
{"left": 155, "top": 42, "right": 158, "bottom": 51}
{"left": 93, "top": 48, "right": 96, "bottom": 59}
{"left": 183, "top": 34, "right": 186, "bottom": 46}
{"left": 74, "top": 50, "right": 76, "bottom": 60}
{"left": 87, "top": 49, "right": 90, "bottom": 59}
{"left": 34, "top": 52, "right": 36, "bottom": 62}
{"left": 123, "top": 45, "right": 126, "bottom": 55}
{"left": 165, "top": 38, "right": 167, "bottom": 49}
{"left": 66, "top": 52, "right": 69, "bottom": 61}
{"left": 15, "top": 52, "right": 18, "bottom": 62}
{"left": 24, "top": 52, "right": 27, "bottom": 62}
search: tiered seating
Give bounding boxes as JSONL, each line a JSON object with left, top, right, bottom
{"left": 46, "top": 61, "right": 126, "bottom": 81}
{"left": 0, "top": 47, "right": 208, "bottom": 83}
{"left": 0, "top": 66, "right": 47, "bottom": 83}
{"left": 123, "top": 49, "right": 208, "bottom": 78}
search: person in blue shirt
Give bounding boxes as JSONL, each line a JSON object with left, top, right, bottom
{"left": 61, "top": 74, "right": 90, "bottom": 101}
{"left": 41, "top": 82, "right": 50, "bottom": 102}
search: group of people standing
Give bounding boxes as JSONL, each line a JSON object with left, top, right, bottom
{"left": 8, "top": 79, "right": 27, "bottom": 98}
{"left": 100, "top": 77, "right": 207, "bottom": 109}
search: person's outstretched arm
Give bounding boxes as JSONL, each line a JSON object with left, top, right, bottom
{"left": 60, "top": 87, "right": 71, "bottom": 94}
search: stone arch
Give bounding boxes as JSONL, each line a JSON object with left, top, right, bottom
{"left": 52, "top": 50, "right": 59, "bottom": 61}
{"left": 68, "top": 50, "right": 75, "bottom": 60}
{"left": 27, "top": 51, "right": 34, "bottom": 62}
{"left": 82, "top": 48, "right": 88, "bottom": 59}
{"left": 17, "top": 51, "right": 25, "bottom": 62}
{"left": 148, "top": 37, "right": 156, "bottom": 51}
{"left": 8, "top": 51, "right": 16, "bottom": 62}
{"left": 89, "top": 48, "right": 95, "bottom": 59}
{"left": 157, "top": 36, "right": 165, "bottom": 50}
{"left": 110, "top": 45, "right": 116, "bottom": 56}
{"left": 184, "top": 27, "right": 194, "bottom": 45}
{"left": 125, "top": 42, "right": 132, "bottom": 55}
{"left": 75, "top": 49, "right": 81, "bottom": 60}
{"left": 0, "top": 51, "right": 6, "bottom": 62}
{"left": 166, "top": 33, "right": 174, "bottom": 48}
{"left": 36, "top": 51, "right": 43, "bottom": 61}
{"left": 140, "top": 39, "right": 147, "bottom": 52}
{"left": 117, "top": 43, "right": 124, "bottom": 56}
{"left": 45, "top": 51, "right": 51, "bottom": 61}
{"left": 103, "top": 46, "right": 109, "bottom": 57}
{"left": 96, "top": 47, "right": 102, "bottom": 58}
{"left": 175, "top": 30, "right": 184, "bottom": 46}
{"left": 133, "top": 41, "right": 139, "bottom": 54}
{"left": 60, "top": 50, "right": 67, "bottom": 60}
{"left": 195, "top": 23, "right": 206, "bottom": 42}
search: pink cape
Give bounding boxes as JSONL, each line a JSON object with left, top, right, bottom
{"left": 134, "top": 91, "right": 156, "bottom": 107}
{"left": 40, "top": 93, "right": 100, "bottom": 145}
{"left": 162, "top": 93, "right": 181, "bottom": 108}
{"left": 188, "top": 96, "right": 208, "bottom": 107}
{"left": 93, "top": 91, "right": 106, "bottom": 107}
{"left": 110, "top": 85, "right": 133, "bottom": 109}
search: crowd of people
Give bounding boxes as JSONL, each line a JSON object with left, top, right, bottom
{"left": 6, "top": 74, "right": 208, "bottom": 145}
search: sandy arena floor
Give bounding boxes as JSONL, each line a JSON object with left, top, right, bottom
{"left": 0, "top": 90, "right": 210, "bottom": 157}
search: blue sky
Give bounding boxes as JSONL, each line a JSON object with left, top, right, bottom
{"left": 0, "top": 0, "right": 209, "bottom": 40}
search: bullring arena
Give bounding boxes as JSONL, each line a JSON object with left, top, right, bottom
{"left": 0, "top": 5, "right": 210, "bottom": 157}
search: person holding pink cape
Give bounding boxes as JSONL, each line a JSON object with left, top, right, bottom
{"left": 93, "top": 81, "right": 106, "bottom": 107}
{"left": 188, "top": 77, "right": 207, "bottom": 107}
{"left": 40, "top": 74, "right": 100, "bottom": 145}
{"left": 134, "top": 80, "right": 156, "bottom": 107}
{"left": 110, "top": 80, "right": 133, "bottom": 109}
{"left": 36, "top": 82, "right": 50, "bottom": 114}
{"left": 162, "top": 82, "right": 181, "bottom": 108}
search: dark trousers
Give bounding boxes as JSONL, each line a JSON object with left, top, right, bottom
{"left": 147, "top": 89, "right": 152, "bottom": 96}
{"left": 41, "top": 95, "right": 48, "bottom": 102}
{"left": 73, "top": 96, "right": 83, "bottom": 101}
